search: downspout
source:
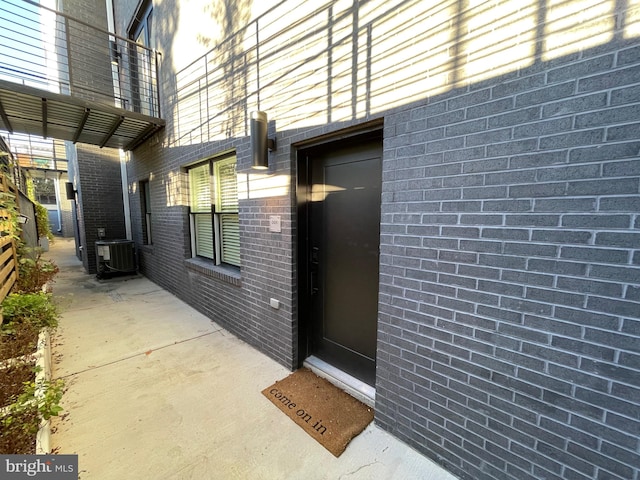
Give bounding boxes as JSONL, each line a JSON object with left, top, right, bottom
{"left": 54, "top": 173, "right": 62, "bottom": 232}
{"left": 120, "top": 151, "right": 132, "bottom": 240}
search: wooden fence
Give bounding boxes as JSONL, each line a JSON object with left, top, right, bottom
{"left": 0, "top": 174, "right": 19, "bottom": 304}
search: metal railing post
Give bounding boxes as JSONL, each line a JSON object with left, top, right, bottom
{"left": 64, "top": 17, "right": 74, "bottom": 94}
{"left": 154, "top": 51, "right": 161, "bottom": 118}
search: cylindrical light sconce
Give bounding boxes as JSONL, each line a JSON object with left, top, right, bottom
{"left": 250, "top": 111, "right": 275, "bottom": 170}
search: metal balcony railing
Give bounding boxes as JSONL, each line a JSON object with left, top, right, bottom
{"left": 0, "top": 0, "right": 161, "bottom": 119}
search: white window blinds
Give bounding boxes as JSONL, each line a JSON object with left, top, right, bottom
{"left": 189, "top": 163, "right": 211, "bottom": 213}
{"left": 215, "top": 157, "right": 240, "bottom": 266}
{"left": 194, "top": 214, "right": 214, "bottom": 259}
{"left": 220, "top": 214, "right": 240, "bottom": 266}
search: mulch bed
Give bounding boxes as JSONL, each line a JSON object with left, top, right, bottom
{"left": 0, "top": 323, "right": 40, "bottom": 361}
{"left": 0, "top": 363, "right": 35, "bottom": 405}
{"left": 0, "top": 324, "right": 40, "bottom": 454}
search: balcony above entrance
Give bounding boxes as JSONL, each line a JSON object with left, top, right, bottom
{"left": 0, "top": 0, "right": 164, "bottom": 151}
{"left": 0, "top": 80, "right": 164, "bottom": 151}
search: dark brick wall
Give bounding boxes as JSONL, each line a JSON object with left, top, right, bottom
{"left": 60, "top": 0, "right": 126, "bottom": 272}
{"left": 126, "top": 132, "right": 297, "bottom": 367}
{"left": 376, "top": 42, "right": 640, "bottom": 480}
{"left": 60, "top": 0, "right": 113, "bottom": 104}
{"left": 114, "top": 0, "right": 298, "bottom": 367}
{"left": 72, "top": 144, "right": 126, "bottom": 273}
{"left": 108, "top": 1, "right": 640, "bottom": 479}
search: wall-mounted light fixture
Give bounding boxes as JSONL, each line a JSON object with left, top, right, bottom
{"left": 17, "top": 214, "right": 29, "bottom": 224}
{"left": 65, "top": 182, "right": 76, "bottom": 200}
{"left": 250, "top": 111, "right": 276, "bottom": 170}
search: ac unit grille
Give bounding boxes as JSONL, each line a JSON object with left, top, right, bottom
{"left": 96, "top": 240, "right": 136, "bottom": 278}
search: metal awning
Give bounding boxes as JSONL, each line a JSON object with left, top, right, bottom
{"left": 0, "top": 80, "right": 164, "bottom": 151}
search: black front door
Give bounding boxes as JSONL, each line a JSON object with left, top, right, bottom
{"left": 299, "top": 132, "right": 382, "bottom": 386}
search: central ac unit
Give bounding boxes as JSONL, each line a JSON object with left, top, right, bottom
{"left": 96, "top": 240, "right": 136, "bottom": 279}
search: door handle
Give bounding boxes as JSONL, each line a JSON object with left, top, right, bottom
{"left": 310, "top": 270, "right": 319, "bottom": 295}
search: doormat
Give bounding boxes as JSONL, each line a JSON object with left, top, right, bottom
{"left": 262, "top": 367, "right": 374, "bottom": 457}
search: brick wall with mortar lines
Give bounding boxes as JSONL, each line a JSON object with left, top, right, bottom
{"left": 74, "top": 144, "right": 126, "bottom": 273}
{"left": 112, "top": 0, "right": 302, "bottom": 367}
{"left": 376, "top": 42, "right": 640, "bottom": 480}
{"left": 61, "top": 0, "right": 126, "bottom": 272}
{"left": 126, "top": 132, "right": 297, "bottom": 366}
{"left": 61, "top": 0, "right": 114, "bottom": 102}
{"left": 108, "top": 0, "right": 640, "bottom": 479}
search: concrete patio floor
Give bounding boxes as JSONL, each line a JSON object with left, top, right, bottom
{"left": 48, "top": 238, "right": 458, "bottom": 480}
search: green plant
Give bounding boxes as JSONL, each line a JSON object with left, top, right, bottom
{"left": 0, "top": 190, "right": 21, "bottom": 242}
{"left": 1, "top": 377, "right": 64, "bottom": 438}
{"left": 14, "top": 247, "right": 59, "bottom": 293}
{"left": 25, "top": 177, "right": 35, "bottom": 204}
{"left": 34, "top": 202, "right": 53, "bottom": 242}
{"left": 1, "top": 293, "right": 59, "bottom": 330}
{"left": 0, "top": 407, "right": 38, "bottom": 454}
{"left": 33, "top": 375, "right": 65, "bottom": 420}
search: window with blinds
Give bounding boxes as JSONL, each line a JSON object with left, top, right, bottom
{"left": 214, "top": 158, "right": 240, "bottom": 266}
{"left": 188, "top": 155, "right": 240, "bottom": 267}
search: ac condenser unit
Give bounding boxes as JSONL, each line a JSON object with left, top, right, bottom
{"left": 96, "top": 240, "right": 136, "bottom": 279}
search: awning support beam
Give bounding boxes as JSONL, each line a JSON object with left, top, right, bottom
{"left": 124, "top": 123, "right": 158, "bottom": 151}
{"left": 73, "top": 108, "right": 90, "bottom": 143}
{"left": 100, "top": 115, "right": 124, "bottom": 148}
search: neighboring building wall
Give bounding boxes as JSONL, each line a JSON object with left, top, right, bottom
{"left": 59, "top": 0, "right": 116, "bottom": 104}
{"left": 61, "top": 0, "right": 126, "bottom": 271}
{"left": 40, "top": 174, "right": 74, "bottom": 237}
{"left": 58, "top": 172, "right": 75, "bottom": 237}
{"left": 72, "top": 144, "right": 126, "bottom": 273}
{"left": 111, "top": 1, "right": 639, "bottom": 479}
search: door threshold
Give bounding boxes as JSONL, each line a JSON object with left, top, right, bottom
{"left": 303, "top": 356, "right": 376, "bottom": 409}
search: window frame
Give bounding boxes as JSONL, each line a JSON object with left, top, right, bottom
{"left": 187, "top": 154, "right": 240, "bottom": 269}
{"left": 130, "top": 1, "right": 153, "bottom": 47}
{"left": 128, "top": 0, "right": 155, "bottom": 116}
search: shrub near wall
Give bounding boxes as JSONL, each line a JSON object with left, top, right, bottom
{"left": 15, "top": 249, "right": 60, "bottom": 294}
{"left": 0, "top": 291, "right": 62, "bottom": 454}
{"left": 0, "top": 204, "right": 62, "bottom": 453}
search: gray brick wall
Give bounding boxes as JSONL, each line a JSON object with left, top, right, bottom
{"left": 126, "top": 132, "right": 297, "bottom": 367}
{"left": 60, "top": 0, "right": 126, "bottom": 271}
{"left": 108, "top": 1, "right": 640, "bottom": 479}
{"left": 60, "top": 0, "right": 114, "bottom": 103}
{"left": 71, "top": 143, "right": 126, "bottom": 273}
{"left": 377, "top": 40, "right": 640, "bottom": 480}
